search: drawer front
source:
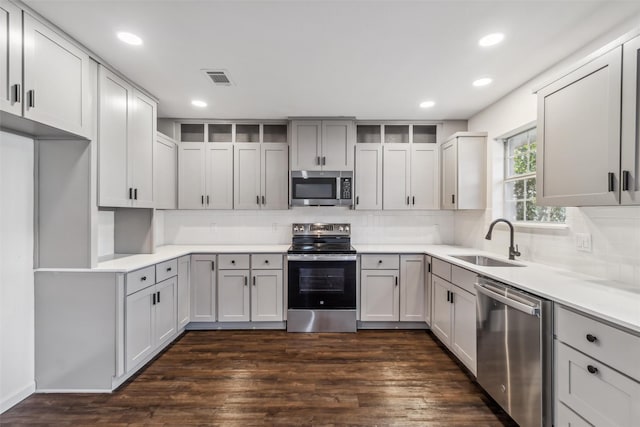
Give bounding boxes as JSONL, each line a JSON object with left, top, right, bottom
{"left": 251, "top": 254, "right": 283, "bottom": 269}
{"left": 218, "top": 254, "right": 250, "bottom": 270}
{"left": 156, "top": 258, "right": 178, "bottom": 282}
{"left": 451, "top": 265, "right": 477, "bottom": 295}
{"left": 432, "top": 258, "right": 451, "bottom": 281}
{"left": 556, "top": 305, "right": 640, "bottom": 380}
{"left": 556, "top": 402, "right": 593, "bottom": 427}
{"left": 126, "top": 266, "right": 156, "bottom": 295}
{"left": 557, "top": 342, "right": 640, "bottom": 427}
{"left": 361, "top": 254, "right": 399, "bottom": 270}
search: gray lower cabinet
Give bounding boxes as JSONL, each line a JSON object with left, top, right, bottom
{"left": 430, "top": 258, "right": 477, "bottom": 375}
{"left": 190, "top": 254, "right": 217, "bottom": 322}
{"left": 554, "top": 305, "right": 640, "bottom": 426}
{"left": 359, "top": 254, "right": 427, "bottom": 323}
{"left": 125, "top": 273, "right": 177, "bottom": 373}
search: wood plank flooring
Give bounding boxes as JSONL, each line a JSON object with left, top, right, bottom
{"left": 1, "top": 330, "right": 517, "bottom": 426}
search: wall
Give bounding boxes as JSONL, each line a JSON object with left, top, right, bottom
{"left": 461, "top": 16, "right": 640, "bottom": 288}
{"left": 162, "top": 208, "right": 454, "bottom": 246}
{"left": 0, "top": 131, "right": 35, "bottom": 412}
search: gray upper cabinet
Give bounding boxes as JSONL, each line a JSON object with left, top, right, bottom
{"left": 98, "top": 66, "right": 157, "bottom": 208}
{"left": 537, "top": 47, "right": 622, "bottom": 206}
{"left": 22, "top": 13, "right": 91, "bottom": 138}
{"left": 440, "top": 132, "right": 486, "bottom": 210}
{"left": 622, "top": 35, "right": 640, "bottom": 205}
{"left": 0, "top": 0, "right": 21, "bottom": 116}
{"left": 155, "top": 133, "right": 178, "bottom": 209}
{"left": 290, "top": 119, "right": 355, "bottom": 171}
{"left": 537, "top": 32, "right": 640, "bottom": 207}
{"left": 1, "top": 8, "right": 91, "bottom": 138}
{"left": 355, "top": 144, "right": 383, "bottom": 210}
{"left": 234, "top": 142, "right": 288, "bottom": 210}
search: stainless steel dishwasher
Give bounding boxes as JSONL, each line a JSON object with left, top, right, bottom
{"left": 475, "top": 276, "right": 553, "bottom": 427}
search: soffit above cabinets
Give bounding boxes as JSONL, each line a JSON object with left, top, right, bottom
{"left": 23, "top": 0, "right": 640, "bottom": 120}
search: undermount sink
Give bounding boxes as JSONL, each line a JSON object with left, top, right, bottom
{"left": 449, "top": 255, "right": 525, "bottom": 267}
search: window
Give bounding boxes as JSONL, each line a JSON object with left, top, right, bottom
{"left": 504, "top": 127, "right": 566, "bottom": 223}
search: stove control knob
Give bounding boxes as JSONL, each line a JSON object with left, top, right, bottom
{"left": 345, "top": 226, "right": 350, "bottom": 232}
{"left": 338, "top": 226, "right": 344, "bottom": 232}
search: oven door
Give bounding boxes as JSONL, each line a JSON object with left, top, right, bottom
{"left": 287, "top": 254, "right": 356, "bottom": 309}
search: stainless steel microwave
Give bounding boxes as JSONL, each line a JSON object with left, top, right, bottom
{"left": 291, "top": 171, "right": 353, "bottom": 206}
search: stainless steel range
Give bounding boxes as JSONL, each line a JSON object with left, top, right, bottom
{"left": 287, "top": 223, "right": 357, "bottom": 332}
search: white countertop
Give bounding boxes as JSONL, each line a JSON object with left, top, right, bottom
{"left": 356, "top": 244, "right": 640, "bottom": 334}
{"left": 36, "top": 243, "right": 640, "bottom": 334}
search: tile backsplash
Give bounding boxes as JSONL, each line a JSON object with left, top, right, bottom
{"left": 160, "top": 208, "right": 454, "bottom": 246}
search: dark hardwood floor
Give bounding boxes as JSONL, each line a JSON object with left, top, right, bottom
{"left": 1, "top": 330, "right": 517, "bottom": 426}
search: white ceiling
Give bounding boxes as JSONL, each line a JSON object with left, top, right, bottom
{"left": 23, "top": 0, "right": 640, "bottom": 120}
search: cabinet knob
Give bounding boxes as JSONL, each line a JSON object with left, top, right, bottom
{"left": 378, "top": 260, "right": 383, "bottom": 264}
{"left": 141, "top": 276, "right": 147, "bottom": 281}
{"left": 586, "top": 334, "right": 597, "bottom": 343}
{"left": 231, "top": 260, "right": 235, "bottom": 264}
{"left": 166, "top": 267, "right": 172, "bottom": 272}
{"left": 265, "top": 260, "right": 269, "bottom": 264}
{"left": 587, "top": 365, "right": 598, "bottom": 374}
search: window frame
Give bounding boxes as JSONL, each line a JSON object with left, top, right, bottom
{"left": 500, "top": 122, "right": 566, "bottom": 225}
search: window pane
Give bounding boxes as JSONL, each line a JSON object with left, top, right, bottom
{"left": 529, "top": 142, "right": 537, "bottom": 172}
{"left": 515, "top": 201, "right": 525, "bottom": 221}
{"left": 505, "top": 180, "right": 526, "bottom": 201}
{"left": 525, "top": 177, "right": 536, "bottom": 199}
{"left": 505, "top": 200, "right": 518, "bottom": 221}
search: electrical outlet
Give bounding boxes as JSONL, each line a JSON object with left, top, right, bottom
{"left": 575, "top": 233, "right": 592, "bottom": 252}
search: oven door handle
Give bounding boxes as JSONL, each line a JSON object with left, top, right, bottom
{"left": 474, "top": 283, "right": 540, "bottom": 316}
{"left": 287, "top": 254, "right": 357, "bottom": 262}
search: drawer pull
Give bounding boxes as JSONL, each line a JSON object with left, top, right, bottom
{"left": 587, "top": 365, "right": 598, "bottom": 374}
{"left": 265, "top": 259, "right": 269, "bottom": 264}
{"left": 231, "top": 260, "right": 235, "bottom": 265}
{"left": 378, "top": 260, "right": 383, "bottom": 264}
{"left": 166, "top": 267, "right": 172, "bottom": 272}
{"left": 586, "top": 334, "right": 597, "bottom": 343}
{"left": 141, "top": 276, "right": 147, "bottom": 281}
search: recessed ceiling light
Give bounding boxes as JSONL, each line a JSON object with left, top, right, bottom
{"left": 191, "top": 100, "right": 207, "bottom": 108}
{"left": 419, "top": 101, "right": 436, "bottom": 108}
{"left": 473, "top": 77, "right": 493, "bottom": 87}
{"left": 117, "top": 32, "right": 143, "bottom": 46}
{"left": 478, "top": 33, "right": 505, "bottom": 47}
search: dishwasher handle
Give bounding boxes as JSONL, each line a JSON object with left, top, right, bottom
{"left": 475, "top": 283, "right": 540, "bottom": 316}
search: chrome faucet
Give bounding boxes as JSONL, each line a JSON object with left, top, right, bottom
{"left": 485, "top": 218, "right": 521, "bottom": 260}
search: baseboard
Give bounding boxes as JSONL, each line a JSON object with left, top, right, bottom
{"left": 0, "top": 382, "right": 35, "bottom": 414}
{"left": 356, "top": 321, "right": 430, "bottom": 330}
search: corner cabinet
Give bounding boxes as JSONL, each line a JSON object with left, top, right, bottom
{"left": 98, "top": 66, "right": 157, "bottom": 208}
{"left": 290, "top": 119, "right": 355, "bottom": 171}
{"left": 430, "top": 258, "right": 477, "bottom": 375}
{"left": 1, "top": 9, "right": 91, "bottom": 138}
{"left": 537, "top": 34, "right": 640, "bottom": 206}
{"left": 440, "top": 132, "right": 487, "bottom": 210}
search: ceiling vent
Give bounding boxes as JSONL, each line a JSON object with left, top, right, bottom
{"left": 203, "top": 70, "right": 233, "bottom": 86}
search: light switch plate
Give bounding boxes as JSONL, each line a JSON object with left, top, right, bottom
{"left": 575, "top": 233, "right": 592, "bottom": 252}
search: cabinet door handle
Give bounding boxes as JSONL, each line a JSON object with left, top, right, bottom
{"left": 206, "top": 195, "right": 210, "bottom": 205}
{"left": 446, "top": 290, "right": 450, "bottom": 302}
{"left": 622, "top": 170, "right": 631, "bottom": 191}
{"left": 12, "top": 84, "right": 21, "bottom": 103}
{"left": 587, "top": 365, "right": 598, "bottom": 374}
{"left": 27, "top": 89, "right": 35, "bottom": 108}
{"left": 407, "top": 196, "right": 410, "bottom": 205}
{"left": 395, "top": 276, "right": 398, "bottom": 287}
{"left": 244, "top": 276, "right": 248, "bottom": 286}
{"left": 134, "top": 188, "right": 138, "bottom": 200}
{"left": 322, "top": 156, "right": 326, "bottom": 165}
{"left": 211, "top": 261, "right": 215, "bottom": 270}
{"left": 157, "top": 291, "right": 160, "bottom": 303}
{"left": 201, "top": 195, "right": 204, "bottom": 205}
{"left": 451, "top": 194, "right": 455, "bottom": 204}
{"left": 356, "top": 196, "right": 359, "bottom": 205}
{"left": 262, "top": 195, "right": 265, "bottom": 205}
{"left": 450, "top": 292, "right": 454, "bottom": 304}
{"left": 586, "top": 334, "right": 597, "bottom": 343}
{"left": 412, "top": 196, "right": 415, "bottom": 205}
{"left": 608, "top": 172, "right": 615, "bottom": 192}
{"left": 253, "top": 276, "right": 256, "bottom": 286}
{"left": 152, "top": 293, "right": 156, "bottom": 305}
{"left": 256, "top": 195, "right": 260, "bottom": 205}
{"left": 316, "top": 156, "right": 320, "bottom": 165}
{"left": 129, "top": 188, "right": 133, "bottom": 200}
